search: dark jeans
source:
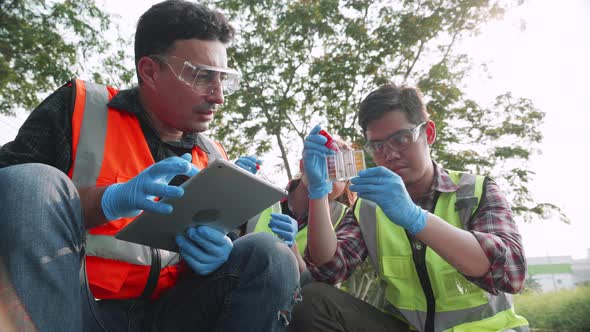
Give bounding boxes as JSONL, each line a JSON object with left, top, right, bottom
{"left": 289, "top": 282, "right": 409, "bottom": 332}
{"left": 0, "top": 163, "right": 300, "bottom": 331}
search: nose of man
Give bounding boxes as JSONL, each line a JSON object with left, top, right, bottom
{"left": 383, "top": 145, "right": 402, "bottom": 162}
{"left": 206, "top": 82, "right": 225, "bottom": 105}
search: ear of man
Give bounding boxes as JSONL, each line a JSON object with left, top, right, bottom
{"left": 137, "top": 56, "right": 161, "bottom": 89}
{"left": 425, "top": 120, "right": 436, "bottom": 145}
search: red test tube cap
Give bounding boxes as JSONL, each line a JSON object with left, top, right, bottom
{"left": 319, "top": 129, "right": 340, "bottom": 151}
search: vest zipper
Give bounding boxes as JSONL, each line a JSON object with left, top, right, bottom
{"left": 408, "top": 232, "right": 436, "bottom": 332}
{"left": 409, "top": 191, "right": 442, "bottom": 332}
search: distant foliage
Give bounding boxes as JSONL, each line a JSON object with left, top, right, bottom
{"left": 515, "top": 285, "right": 590, "bottom": 331}
{"left": 523, "top": 275, "right": 543, "bottom": 294}
{"left": 0, "top": 0, "right": 134, "bottom": 115}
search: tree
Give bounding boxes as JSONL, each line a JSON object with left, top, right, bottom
{"left": 0, "top": 0, "right": 134, "bottom": 116}
{"left": 208, "top": 0, "right": 566, "bottom": 224}
{"left": 523, "top": 275, "right": 543, "bottom": 293}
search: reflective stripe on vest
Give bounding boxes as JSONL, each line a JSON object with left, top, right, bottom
{"left": 354, "top": 171, "right": 528, "bottom": 332}
{"left": 69, "top": 79, "right": 227, "bottom": 299}
{"left": 245, "top": 202, "right": 279, "bottom": 234}
{"left": 70, "top": 81, "right": 109, "bottom": 187}
{"left": 85, "top": 234, "right": 180, "bottom": 268}
{"left": 251, "top": 200, "right": 348, "bottom": 256}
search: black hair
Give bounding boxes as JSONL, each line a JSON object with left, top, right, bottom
{"left": 358, "top": 83, "right": 429, "bottom": 134}
{"left": 134, "top": 0, "right": 235, "bottom": 82}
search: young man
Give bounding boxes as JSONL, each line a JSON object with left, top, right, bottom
{"left": 0, "top": 1, "right": 299, "bottom": 331}
{"left": 290, "top": 84, "right": 529, "bottom": 332}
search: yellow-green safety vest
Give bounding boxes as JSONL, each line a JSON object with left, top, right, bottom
{"left": 354, "top": 171, "right": 528, "bottom": 332}
{"left": 249, "top": 200, "right": 347, "bottom": 256}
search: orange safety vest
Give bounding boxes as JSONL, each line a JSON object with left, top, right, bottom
{"left": 67, "top": 79, "right": 227, "bottom": 300}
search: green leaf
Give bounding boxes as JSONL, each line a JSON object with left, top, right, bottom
{"left": 0, "top": 0, "right": 133, "bottom": 114}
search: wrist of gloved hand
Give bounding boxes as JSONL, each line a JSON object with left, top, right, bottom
{"left": 269, "top": 213, "right": 298, "bottom": 247}
{"left": 176, "top": 226, "right": 233, "bottom": 276}
{"left": 308, "top": 182, "right": 332, "bottom": 199}
{"left": 385, "top": 203, "right": 428, "bottom": 235}
{"left": 101, "top": 183, "right": 141, "bottom": 221}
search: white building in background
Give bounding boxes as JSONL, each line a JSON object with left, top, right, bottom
{"left": 527, "top": 249, "right": 590, "bottom": 292}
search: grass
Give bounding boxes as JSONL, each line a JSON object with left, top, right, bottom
{"left": 514, "top": 284, "right": 590, "bottom": 332}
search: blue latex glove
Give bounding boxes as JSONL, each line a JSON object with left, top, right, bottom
{"left": 235, "top": 155, "right": 261, "bottom": 174}
{"left": 303, "top": 124, "right": 335, "bottom": 199}
{"left": 349, "top": 166, "right": 428, "bottom": 235}
{"left": 101, "top": 153, "right": 199, "bottom": 221}
{"left": 269, "top": 213, "right": 298, "bottom": 247}
{"left": 175, "top": 225, "right": 233, "bottom": 275}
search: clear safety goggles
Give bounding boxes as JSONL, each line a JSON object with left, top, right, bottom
{"left": 152, "top": 55, "right": 242, "bottom": 96}
{"left": 364, "top": 121, "right": 427, "bottom": 155}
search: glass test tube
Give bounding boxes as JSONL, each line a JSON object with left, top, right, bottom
{"left": 326, "top": 150, "right": 366, "bottom": 181}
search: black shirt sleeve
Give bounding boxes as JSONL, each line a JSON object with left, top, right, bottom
{"left": 0, "top": 82, "right": 74, "bottom": 173}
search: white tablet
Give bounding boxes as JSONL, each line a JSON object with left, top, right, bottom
{"left": 115, "top": 159, "right": 287, "bottom": 252}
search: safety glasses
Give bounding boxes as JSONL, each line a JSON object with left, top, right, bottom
{"left": 151, "top": 55, "right": 241, "bottom": 96}
{"left": 364, "top": 121, "right": 427, "bottom": 155}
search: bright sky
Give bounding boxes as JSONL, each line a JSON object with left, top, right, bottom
{"left": 1, "top": 0, "right": 588, "bottom": 259}
{"left": 457, "top": 0, "right": 590, "bottom": 259}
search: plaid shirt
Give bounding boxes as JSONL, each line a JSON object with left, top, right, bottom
{"left": 305, "top": 162, "right": 527, "bottom": 295}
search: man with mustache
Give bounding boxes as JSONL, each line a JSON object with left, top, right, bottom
{"left": 0, "top": 1, "right": 299, "bottom": 331}
{"left": 289, "top": 83, "right": 529, "bottom": 332}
